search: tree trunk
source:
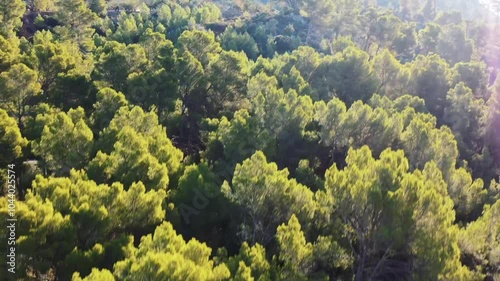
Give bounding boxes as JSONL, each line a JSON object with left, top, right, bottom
{"left": 355, "top": 251, "right": 366, "bottom": 281}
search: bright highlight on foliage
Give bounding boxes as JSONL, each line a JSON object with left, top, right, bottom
{"left": 1, "top": 0, "right": 500, "bottom": 280}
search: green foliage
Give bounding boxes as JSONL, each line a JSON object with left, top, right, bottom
{"left": 204, "top": 109, "right": 272, "bottom": 172}
{"left": 222, "top": 151, "right": 315, "bottom": 245}
{"left": 0, "top": 169, "right": 165, "bottom": 279}
{"left": 318, "top": 146, "right": 473, "bottom": 280}
{"left": 205, "top": 72, "right": 314, "bottom": 172}
{"left": 86, "top": 0, "right": 107, "bottom": 16}
{"left": 0, "top": 34, "right": 20, "bottom": 71}
{"left": 328, "top": 36, "right": 356, "bottom": 54}
{"left": 371, "top": 49, "right": 409, "bottom": 98}
{"left": 22, "top": 31, "right": 91, "bottom": 94}
{"left": 368, "top": 94, "right": 427, "bottom": 114}
{"left": 450, "top": 61, "right": 490, "bottom": 99}
{"left": 54, "top": 0, "right": 98, "bottom": 50}
{"left": 0, "top": 109, "right": 28, "bottom": 164}
{"left": 436, "top": 24, "right": 473, "bottom": 65}
{"left": 408, "top": 54, "right": 451, "bottom": 118}
{"left": 113, "top": 221, "right": 231, "bottom": 280}
{"left": 89, "top": 106, "right": 183, "bottom": 190}
{"left": 177, "top": 30, "right": 221, "bottom": 67}
{"left": 448, "top": 167, "right": 486, "bottom": 219}
{"left": 109, "top": 10, "right": 153, "bottom": 44}
{"left": 90, "top": 87, "right": 128, "bottom": 133}
{"left": 93, "top": 41, "right": 148, "bottom": 91}
{"left": 315, "top": 98, "right": 403, "bottom": 156}
{"left": 225, "top": 242, "right": 271, "bottom": 281}
{"left": 73, "top": 269, "right": 115, "bottom": 281}
{"left": 361, "top": 7, "right": 402, "bottom": 52}
{"left": 25, "top": 0, "right": 55, "bottom": 11}
{"left": 206, "top": 50, "right": 249, "bottom": 115}
{"left": 275, "top": 215, "right": 313, "bottom": 280}
{"left": 0, "top": 0, "right": 26, "bottom": 36}
{"left": 295, "top": 159, "right": 324, "bottom": 192}
{"left": 443, "top": 83, "right": 485, "bottom": 162}
{"left": 0, "top": 63, "right": 41, "bottom": 124}
{"left": 390, "top": 22, "right": 417, "bottom": 61}
{"left": 156, "top": 3, "right": 195, "bottom": 40}
{"left": 0, "top": 1, "right": 498, "bottom": 280}
{"left": 32, "top": 107, "right": 94, "bottom": 174}
{"left": 170, "top": 163, "right": 231, "bottom": 239}
{"left": 310, "top": 46, "right": 378, "bottom": 105}
{"left": 193, "top": 3, "right": 221, "bottom": 24}
{"left": 220, "top": 27, "right": 260, "bottom": 60}
{"left": 418, "top": 22, "right": 441, "bottom": 54}
{"left": 400, "top": 113, "right": 458, "bottom": 177}
{"left": 0, "top": 109, "right": 28, "bottom": 193}
{"left": 459, "top": 199, "right": 500, "bottom": 279}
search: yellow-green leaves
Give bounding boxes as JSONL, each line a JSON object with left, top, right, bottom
{"left": 0, "top": 63, "right": 41, "bottom": 123}
{"left": 0, "top": 109, "right": 28, "bottom": 164}
{"left": 0, "top": 34, "right": 20, "bottom": 71}
{"left": 408, "top": 54, "right": 451, "bottom": 118}
{"left": 0, "top": 0, "right": 26, "bottom": 36}
{"left": 113, "top": 221, "right": 230, "bottom": 281}
{"left": 319, "top": 146, "right": 472, "bottom": 280}
{"left": 0, "top": 169, "right": 166, "bottom": 279}
{"left": 225, "top": 242, "right": 271, "bottom": 281}
{"left": 89, "top": 106, "right": 182, "bottom": 191}
{"left": 54, "top": 0, "right": 98, "bottom": 50}
{"left": 276, "top": 215, "right": 313, "bottom": 281}
{"left": 316, "top": 98, "right": 402, "bottom": 155}
{"left": 224, "top": 151, "right": 315, "bottom": 245}
{"left": 459, "top": 200, "right": 500, "bottom": 279}
{"left": 32, "top": 107, "right": 93, "bottom": 174}
{"left": 73, "top": 269, "right": 115, "bottom": 281}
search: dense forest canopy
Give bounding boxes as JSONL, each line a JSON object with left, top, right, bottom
{"left": 1, "top": 0, "right": 500, "bottom": 280}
